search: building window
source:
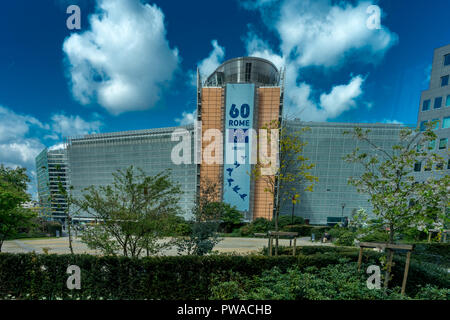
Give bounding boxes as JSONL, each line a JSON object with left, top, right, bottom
{"left": 416, "top": 144, "right": 423, "bottom": 152}
{"left": 447, "top": 95, "right": 450, "bottom": 107}
{"left": 443, "top": 116, "right": 450, "bottom": 129}
{"left": 432, "top": 118, "right": 440, "bottom": 129}
{"left": 434, "top": 97, "right": 442, "bottom": 109}
{"left": 420, "top": 121, "right": 427, "bottom": 131}
{"left": 445, "top": 54, "right": 450, "bottom": 66}
{"left": 422, "top": 99, "right": 430, "bottom": 111}
{"left": 436, "top": 162, "right": 444, "bottom": 170}
{"left": 442, "top": 75, "right": 449, "bottom": 87}
{"left": 428, "top": 139, "right": 436, "bottom": 150}
{"left": 439, "top": 138, "right": 448, "bottom": 149}
{"left": 414, "top": 162, "right": 422, "bottom": 172}
{"left": 245, "top": 63, "right": 252, "bottom": 82}
{"left": 448, "top": 159, "right": 450, "bottom": 170}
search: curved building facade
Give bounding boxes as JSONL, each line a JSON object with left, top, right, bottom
{"left": 198, "top": 57, "right": 284, "bottom": 221}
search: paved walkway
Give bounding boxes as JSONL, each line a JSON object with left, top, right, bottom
{"left": 2, "top": 236, "right": 333, "bottom": 256}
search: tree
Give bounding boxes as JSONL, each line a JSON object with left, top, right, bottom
{"left": 252, "top": 119, "right": 317, "bottom": 253}
{"left": 0, "top": 165, "right": 35, "bottom": 251}
{"left": 219, "top": 203, "right": 244, "bottom": 233}
{"left": 73, "top": 166, "right": 182, "bottom": 257}
{"left": 47, "top": 163, "right": 77, "bottom": 254}
{"left": 174, "top": 178, "right": 223, "bottom": 255}
{"left": 343, "top": 123, "right": 449, "bottom": 243}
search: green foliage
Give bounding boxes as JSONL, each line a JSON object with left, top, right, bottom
{"left": 218, "top": 203, "right": 244, "bottom": 233}
{"left": 343, "top": 126, "right": 449, "bottom": 243}
{"left": 174, "top": 179, "right": 222, "bottom": 255}
{"left": 1, "top": 244, "right": 448, "bottom": 300}
{"left": 282, "top": 224, "right": 329, "bottom": 237}
{"left": 334, "top": 231, "right": 356, "bottom": 246}
{"left": 357, "top": 229, "right": 390, "bottom": 242}
{"left": 415, "top": 285, "right": 449, "bottom": 300}
{"left": 209, "top": 262, "right": 446, "bottom": 300}
{"left": 73, "top": 166, "right": 182, "bottom": 257}
{"left": 277, "top": 215, "right": 305, "bottom": 228}
{"left": 238, "top": 218, "right": 272, "bottom": 236}
{"left": 0, "top": 165, "right": 35, "bottom": 251}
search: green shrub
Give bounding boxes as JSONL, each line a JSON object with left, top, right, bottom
{"left": 335, "top": 231, "right": 356, "bottom": 246}
{"left": 414, "top": 285, "right": 449, "bottom": 300}
{"left": 1, "top": 245, "right": 447, "bottom": 300}
{"left": 358, "top": 229, "right": 389, "bottom": 242}
{"left": 277, "top": 215, "right": 305, "bottom": 228}
{"left": 209, "top": 262, "right": 409, "bottom": 300}
{"left": 283, "top": 225, "right": 329, "bottom": 237}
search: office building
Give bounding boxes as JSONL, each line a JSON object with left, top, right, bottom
{"left": 279, "top": 121, "right": 403, "bottom": 225}
{"left": 416, "top": 44, "right": 450, "bottom": 176}
{"left": 66, "top": 126, "right": 197, "bottom": 221}
{"left": 35, "top": 148, "right": 69, "bottom": 220}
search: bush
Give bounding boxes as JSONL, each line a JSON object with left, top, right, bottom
{"left": 209, "top": 262, "right": 447, "bottom": 300}
{"left": 283, "top": 225, "right": 329, "bottom": 237}
{"left": 1, "top": 245, "right": 447, "bottom": 300}
{"left": 358, "top": 229, "right": 389, "bottom": 242}
{"left": 334, "top": 231, "right": 357, "bottom": 246}
{"left": 277, "top": 215, "right": 305, "bottom": 228}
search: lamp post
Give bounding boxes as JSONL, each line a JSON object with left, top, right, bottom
{"left": 341, "top": 203, "right": 346, "bottom": 224}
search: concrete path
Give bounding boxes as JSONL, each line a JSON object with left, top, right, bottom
{"left": 2, "top": 236, "right": 333, "bottom": 256}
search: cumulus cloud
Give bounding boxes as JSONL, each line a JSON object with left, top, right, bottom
{"left": 0, "top": 107, "right": 46, "bottom": 167}
{"left": 50, "top": 113, "right": 103, "bottom": 138}
{"left": 175, "top": 110, "right": 197, "bottom": 126}
{"left": 198, "top": 40, "right": 225, "bottom": 80}
{"left": 0, "top": 105, "right": 103, "bottom": 198}
{"left": 63, "top": 0, "right": 180, "bottom": 115}
{"left": 276, "top": 0, "right": 398, "bottom": 68}
{"left": 179, "top": 39, "right": 225, "bottom": 124}
{"left": 243, "top": 0, "right": 398, "bottom": 121}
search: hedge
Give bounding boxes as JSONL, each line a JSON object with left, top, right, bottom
{"left": 0, "top": 252, "right": 371, "bottom": 300}
{"left": 0, "top": 247, "right": 448, "bottom": 300}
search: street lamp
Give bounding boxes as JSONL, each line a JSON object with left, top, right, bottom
{"left": 341, "top": 203, "right": 346, "bottom": 220}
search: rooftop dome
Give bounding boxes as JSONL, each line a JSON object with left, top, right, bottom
{"left": 204, "top": 57, "right": 280, "bottom": 87}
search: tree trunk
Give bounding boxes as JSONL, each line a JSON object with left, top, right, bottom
{"left": 274, "top": 207, "right": 279, "bottom": 256}
{"left": 67, "top": 217, "right": 74, "bottom": 255}
{"left": 389, "top": 223, "right": 394, "bottom": 244}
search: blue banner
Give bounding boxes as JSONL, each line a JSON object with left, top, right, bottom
{"left": 223, "top": 84, "right": 255, "bottom": 213}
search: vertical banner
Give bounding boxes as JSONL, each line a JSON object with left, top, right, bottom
{"left": 223, "top": 83, "right": 255, "bottom": 213}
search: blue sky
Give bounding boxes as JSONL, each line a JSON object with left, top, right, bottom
{"left": 0, "top": 0, "right": 449, "bottom": 197}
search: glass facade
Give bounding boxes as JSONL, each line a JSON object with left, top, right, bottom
{"left": 67, "top": 125, "right": 197, "bottom": 220}
{"left": 278, "top": 121, "right": 403, "bottom": 225}
{"left": 35, "top": 148, "right": 68, "bottom": 220}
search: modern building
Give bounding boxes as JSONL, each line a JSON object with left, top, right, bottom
{"left": 416, "top": 44, "right": 450, "bottom": 176}
{"left": 37, "top": 54, "right": 436, "bottom": 225}
{"left": 66, "top": 125, "right": 197, "bottom": 221}
{"left": 279, "top": 121, "right": 404, "bottom": 225}
{"left": 197, "top": 57, "right": 283, "bottom": 221}
{"left": 35, "top": 148, "right": 69, "bottom": 221}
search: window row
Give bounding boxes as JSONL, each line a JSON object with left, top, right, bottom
{"left": 414, "top": 159, "right": 450, "bottom": 172}
{"left": 420, "top": 117, "right": 450, "bottom": 131}
{"left": 416, "top": 138, "right": 448, "bottom": 151}
{"left": 422, "top": 95, "right": 450, "bottom": 111}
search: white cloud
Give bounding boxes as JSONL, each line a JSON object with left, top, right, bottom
{"left": 0, "top": 105, "right": 104, "bottom": 198}
{"left": 189, "top": 39, "right": 225, "bottom": 86}
{"left": 381, "top": 119, "right": 403, "bottom": 125}
{"left": 50, "top": 113, "right": 103, "bottom": 138}
{"left": 244, "top": 0, "right": 397, "bottom": 121}
{"left": 175, "top": 110, "right": 196, "bottom": 126}
{"left": 179, "top": 39, "right": 225, "bottom": 124}
{"left": 63, "top": 0, "right": 180, "bottom": 115}
{"left": 198, "top": 40, "right": 225, "bottom": 80}
{"left": 276, "top": 0, "right": 398, "bottom": 68}
{"left": 285, "top": 75, "right": 365, "bottom": 121}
